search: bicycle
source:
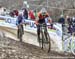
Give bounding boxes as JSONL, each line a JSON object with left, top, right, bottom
{"left": 62, "top": 24, "right": 75, "bottom": 55}
{"left": 63, "top": 30, "right": 75, "bottom": 56}
{"left": 38, "top": 23, "right": 51, "bottom": 53}
{"left": 71, "top": 32, "right": 75, "bottom": 55}
{"left": 17, "top": 24, "right": 24, "bottom": 42}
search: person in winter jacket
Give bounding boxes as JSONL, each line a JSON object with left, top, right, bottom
{"left": 23, "top": 8, "right": 28, "bottom": 19}
{"left": 29, "top": 10, "right": 35, "bottom": 20}
{"left": 13, "top": 9, "right": 19, "bottom": 16}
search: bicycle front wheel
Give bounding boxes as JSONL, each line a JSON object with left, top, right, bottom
{"left": 43, "top": 31, "right": 51, "bottom": 53}
{"left": 71, "top": 39, "right": 75, "bottom": 55}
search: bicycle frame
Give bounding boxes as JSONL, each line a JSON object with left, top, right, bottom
{"left": 71, "top": 32, "right": 75, "bottom": 55}
{"left": 40, "top": 25, "right": 47, "bottom": 33}
{"left": 38, "top": 23, "right": 51, "bottom": 52}
{"left": 63, "top": 32, "right": 75, "bottom": 55}
{"left": 39, "top": 23, "right": 47, "bottom": 41}
{"left": 17, "top": 24, "right": 24, "bottom": 42}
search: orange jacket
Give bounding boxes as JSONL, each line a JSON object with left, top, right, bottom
{"left": 35, "top": 12, "right": 51, "bottom": 25}
{"left": 37, "top": 12, "right": 49, "bottom": 19}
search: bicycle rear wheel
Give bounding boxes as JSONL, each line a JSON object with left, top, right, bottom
{"left": 18, "top": 25, "right": 23, "bottom": 42}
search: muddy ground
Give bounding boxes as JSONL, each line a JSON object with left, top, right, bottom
{"left": 0, "top": 35, "right": 74, "bottom": 59}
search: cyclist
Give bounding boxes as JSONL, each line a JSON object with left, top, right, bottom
{"left": 16, "top": 13, "right": 24, "bottom": 39}
{"left": 35, "top": 8, "right": 52, "bottom": 42}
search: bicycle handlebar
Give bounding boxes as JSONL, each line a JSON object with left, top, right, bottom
{"left": 38, "top": 23, "right": 51, "bottom": 27}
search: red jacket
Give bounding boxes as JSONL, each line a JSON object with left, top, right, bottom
{"left": 13, "top": 10, "right": 19, "bottom": 16}
{"left": 29, "top": 10, "right": 35, "bottom": 20}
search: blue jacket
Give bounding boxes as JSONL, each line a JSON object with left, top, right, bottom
{"left": 16, "top": 15, "right": 23, "bottom": 25}
{"left": 58, "top": 17, "right": 65, "bottom": 24}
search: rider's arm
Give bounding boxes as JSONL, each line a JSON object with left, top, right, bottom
{"left": 47, "top": 17, "right": 52, "bottom": 23}
{"left": 16, "top": 19, "right": 19, "bottom": 26}
{"left": 16, "top": 19, "right": 20, "bottom": 28}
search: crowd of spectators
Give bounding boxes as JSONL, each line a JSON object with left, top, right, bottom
{"left": 9, "top": 8, "right": 36, "bottom": 20}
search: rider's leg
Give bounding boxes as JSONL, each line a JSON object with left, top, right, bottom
{"left": 17, "top": 28, "right": 20, "bottom": 38}
{"left": 20, "top": 35, "right": 22, "bottom": 42}
{"left": 37, "top": 25, "right": 40, "bottom": 42}
{"left": 19, "top": 25, "right": 23, "bottom": 42}
{"left": 44, "top": 27, "right": 48, "bottom": 42}
{"left": 21, "top": 25, "right": 24, "bottom": 34}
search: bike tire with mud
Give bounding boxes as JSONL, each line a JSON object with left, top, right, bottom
{"left": 39, "top": 31, "right": 51, "bottom": 53}
{"left": 43, "top": 31, "right": 51, "bottom": 53}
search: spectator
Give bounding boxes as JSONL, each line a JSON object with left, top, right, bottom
{"left": 9, "top": 11, "right": 14, "bottom": 17}
{"left": 58, "top": 15, "right": 65, "bottom": 24}
{"left": 13, "top": 9, "right": 19, "bottom": 16}
{"left": 34, "top": 10, "right": 37, "bottom": 18}
{"left": 68, "top": 25, "right": 72, "bottom": 34}
{"left": 29, "top": 10, "right": 35, "bottom": 20}
{"left": 23, "top": 8, "right": 28, "bottom": 19}
{"left": 66, "top": 16, "right": 72, "bottom": 25}
{"left": 72, "top": 17, "right": 75, "bottom": 33}
{"left": 72, "top": 17, "right": 75, "bottom": 23}
{"left": 58, "top": 15, "right": 65, "bottom": 32}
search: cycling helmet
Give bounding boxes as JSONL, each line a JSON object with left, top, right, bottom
{"left": 41, "top": 12, "right": 46, "bottom": 16}
{"left": 40, "top": 8, "right": 47, "bottom": 16}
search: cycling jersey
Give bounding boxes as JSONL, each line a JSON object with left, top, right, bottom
{"left": 16, "top": 15, "right": 24, "bottom": 25}
{"left": 35, "top": 12, "right": 51, "bottom": 24}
